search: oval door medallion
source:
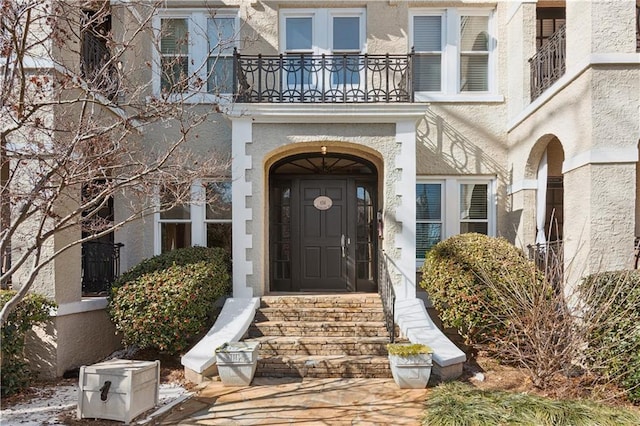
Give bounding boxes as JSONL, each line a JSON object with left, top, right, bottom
{"left": 313, "top": 195, "right": 333, "bottom": 211}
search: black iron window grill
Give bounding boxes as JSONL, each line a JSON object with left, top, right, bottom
{"left": 636, "top": 3, "right": 640, "bottom": 51}
{"left": 81, "top": 241, "right": 124, "bottom": 296}
{"left": 529, "top": 24, "right": 566, "bottom": 101}
{"left": 234, "top": 50, "right": 414, "bottom": 103}
{"left": 81, "top": 23, "right": 119, "bottom": 101}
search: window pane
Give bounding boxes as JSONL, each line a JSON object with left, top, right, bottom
{"left": 206, "top": 181, "right": 232, "bottom": 220}
{"left": 160, "top": 204, "right": 190, "bottom": 220}
{"left": 460, "top": 55, "right": 488, "bottom": 91}
{"left": 331, "top": 55, "right": 361, "bottom": 85}
{"left": 208, "top": 17, "right": 235, "bottom": 55}
{"left": 333, "top": 17, "right": 359, "bottom": 50}
{"left": 460, "top": 222, "right": 488, "bottom": 234}
{"left": 413, "top": 54, "right": 441, "bottom": 91}
{"left": 286, "top": 55, "right": 312, "bottom": 86}
{"left": 161, "top": 223, "right": 191, "bottom": 252}
{"left": 161, "top": 19, "right": 188, "bottom": 55}
{"left": 161, "top": 57, "right": 188, "bottom": 92}
{"left": 416, "top": 184, "right": 441, "bottom": 220}
{"left": 460, "top": 16, "right": 489, "bottom": 51}
{"left": 417, "top": 223, "right": 441, "bottom": 258}
{"left": 207, "top": 223, "right": 232, "bottom": 252}
{"left": 413, "top": 16, "right": 442, "bottom": 52}
{"left": 207, "top": 57, "right": 233, "bottom": 93}
{"left": 286, "top": 17, "right": 312, "bottom": 50}
{"left": 460, "top": 184, "right": 488, "bottom": 220}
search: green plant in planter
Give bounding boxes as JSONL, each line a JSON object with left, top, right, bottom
{"left": 387, "top": 343, "right": 432, "bottom": 357}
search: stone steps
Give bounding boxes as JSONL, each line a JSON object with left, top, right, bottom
{"left": 244, "top": 294, "right": 393, "bottom": 378}
{"left": 254, "top": 307, "right": 385, "bottom": 322}
{"left": 248, "top": 321, "right": 390, "bottom": 338}
{"left": 249, "top": 336, "right": 390, "bottom": 356}
{"left": 254, "top": 354, "right": 391, "bottom": 379}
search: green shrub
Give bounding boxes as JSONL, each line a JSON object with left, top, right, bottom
{"left": 113, "top": 246, "right": 230, "bottom": 289}
{"left": 419, "top": 233, "right": 541, "bottom": 349}
{"left": 109, "top": 247, "right": 230, "bottom": 354}
{"left": 581, "top": 271, "right": 640, "bottom": 403}
{"left": 1, "top": 291, "right": 56, "bottom": 396}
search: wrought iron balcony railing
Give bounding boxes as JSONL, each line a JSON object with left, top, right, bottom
{"left": 529, "top": 25, "right": 566, "bottom": 101}
{"left": 234, "top": 51, "right": 414, "bottom": 103}
{"left": 81, "top": 241, "right": 123, "bottom": 296}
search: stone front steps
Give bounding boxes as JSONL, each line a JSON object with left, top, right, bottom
{"left": 244, "top": 294, "right": 395, "bottom": 378}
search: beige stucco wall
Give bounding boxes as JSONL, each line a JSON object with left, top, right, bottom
{"left": 25, "top": 310, "right": 121, "bottom": 378}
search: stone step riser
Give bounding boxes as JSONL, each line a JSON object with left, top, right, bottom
{"left": 255, "top": 359, "right": 392, "bottom": 379}
{"left": 260, "top": 298, "right": 383, "bottom": 310}
{"left": 257, "top": 343, "right": 389, "bottom": 357}
{"left": 254, "top": 311, "right": 385, "bottom": 323}
{"left": 248, "top": 325, "right": 389, "bottom": 338}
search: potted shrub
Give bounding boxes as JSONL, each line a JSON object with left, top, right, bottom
{"left": 215, "top": 341, "right": 260, "bottom": 386}
{"left": 387, "top": 343, "right": 433, "bottom": 389}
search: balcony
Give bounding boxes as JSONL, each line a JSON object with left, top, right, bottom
{"left": 234, "top": 51, "right": 413, "bottom": 103}
{"left": 529, "top": 25, "right": 566, "bottom": 101}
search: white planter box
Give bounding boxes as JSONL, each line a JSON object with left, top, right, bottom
{"left": 77, "top": 359, "right": 160, "bottom": 424}
{"left": 389, "top": 353, "right": 433, "bottom": 389}
{"left": 215, "top": 342, "right": 259, "bottom": 386}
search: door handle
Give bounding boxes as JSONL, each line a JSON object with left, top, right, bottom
{"left": 341, "top": 235, "right": 350, "bottom": 258}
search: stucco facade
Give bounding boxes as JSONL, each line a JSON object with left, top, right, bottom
{"left": 5, "top": 0, "right": 640, "bottom": 377}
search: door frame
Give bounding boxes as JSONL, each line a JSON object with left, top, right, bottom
{"left": 269, "top": 153, "right": 378, "bottom": 293}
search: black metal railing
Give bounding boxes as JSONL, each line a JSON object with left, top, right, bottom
{"left": 81, "top": 31, "right": 118, "bottom": 101}
{"left": 81, "top": 241, "right": 123, "bottom": 296}
{"left": 527, "top": 240, "right": 563, "bottom": 286}
{"left": 529, "top": 24, "right": 566, "bottom": 101}
{"left": 234, "top": 50, "right": 413, "bottom": 103}
{"left": 378, "top": 250, "right": 398, "bottom": 343}
{"left": 636, "top": 4, "right": 640, "bottom": 51}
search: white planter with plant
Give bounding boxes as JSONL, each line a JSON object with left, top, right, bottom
{"left": 215, "top": 341, "right": 259, "bottom": 386}
{"left": 387, "top": 343, "right": 433, "bottom": 389}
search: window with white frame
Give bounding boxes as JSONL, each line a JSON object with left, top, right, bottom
{"left": 280, "top": 9, "right": 365, "bottom": 88}
{"left": 416, "top": 178, "right": 494, "bottom": 263}
{"left": 411, "top": 8, "right": 495, "bottom": 97}
{"left": 155, "top": 10, "right": 238, "bottom": 97}
{"left": 155, "top": 181, "right": 232, "bottom": 255}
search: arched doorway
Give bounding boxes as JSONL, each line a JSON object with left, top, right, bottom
{"left": 269, "top": 152, "right": 378, "bottom": 292}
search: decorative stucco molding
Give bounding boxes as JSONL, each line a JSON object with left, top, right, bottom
{"left": 231, "top": 118, "right": 254, "bottom": 299}
{"left": 507, "top": 179, "right": 538, "bottom": 195}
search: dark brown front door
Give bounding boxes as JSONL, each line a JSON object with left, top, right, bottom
{"left": 298, "top": 179, "right": 349, "bottom": 291}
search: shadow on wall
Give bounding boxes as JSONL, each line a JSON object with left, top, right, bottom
{"left": 416, "top": 109, "right": 519, "bottom": 242}
{"left": 24, "top": 319, "right": 58, "bottom": 379}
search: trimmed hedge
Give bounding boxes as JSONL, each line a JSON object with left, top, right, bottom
{"left": 419, "top": 233, "right": 541, "bottom": 348}
{"left": 582, "top": 271, "right": 640, "bottom": 403}
{"left": 113, "top": 246, "right": 229, "bottom": 289}
{"left": 109, "top": 247, "right": 230, "bottom": 354}
{"left": 1, "top": 291, "right": 56, "bottom": 396}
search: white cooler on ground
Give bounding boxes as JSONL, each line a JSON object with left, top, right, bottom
{"left": 77, "top": 359, "right": 160, "bottom": 424}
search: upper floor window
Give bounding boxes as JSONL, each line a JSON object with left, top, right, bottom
{"left": 280, "top": 9, "right": 365, "bottom": 87}
{"left": 416, "top": 177, "right": 495, "bottom": 264}
{"left": 536, "top": 7, "right": 566, "bottom": 49}
{"left": 154, "top": 10, "right": 238, "bottom": 99}
{"left": 411, "top": 8, "right": 496, "bottom": 99}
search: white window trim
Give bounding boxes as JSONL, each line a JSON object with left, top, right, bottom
{"left": 152, "top": 8, "right": 239, "bottom": 104}
{"left": 416, "top": 176, "right": 496, "bottom": 268}
{"left": 153, "top": 180, "right": 232, "bottom": 255}
{"left": 410, "top": 7, "right": 501, "bottom": 102}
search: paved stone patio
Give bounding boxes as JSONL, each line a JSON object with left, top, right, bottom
{"left": 156, "top": 377, "right": 429, "bottom": 425}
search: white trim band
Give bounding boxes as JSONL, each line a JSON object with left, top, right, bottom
{"left": 562, "top": 148, "right": 639, "bottom": 174}
{"left": 53, "top": 298, "right": 109, "bottom": 317}
{"left": 507, "top": 179, "right": 537, "bottom": 195}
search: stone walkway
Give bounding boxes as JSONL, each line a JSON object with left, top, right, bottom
{"left": 155, "top": 377, "right": 429, "bottom": 425}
